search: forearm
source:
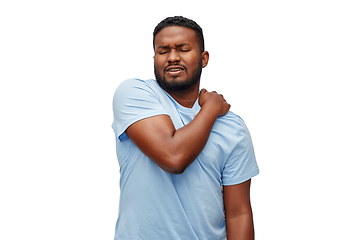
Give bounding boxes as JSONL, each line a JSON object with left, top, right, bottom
{"left": 226, "top": 213, "right": 254, "bottom": 240}
{"left": 167, "top": 103, "right": 220, "bottom": 173}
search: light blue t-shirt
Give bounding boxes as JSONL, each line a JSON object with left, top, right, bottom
{"left": 112, "top": 78, "right": 259, "bottom": 240}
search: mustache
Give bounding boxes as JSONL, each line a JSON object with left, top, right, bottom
{"left": 164, "top": 64, "right": 187, "bottom": 72}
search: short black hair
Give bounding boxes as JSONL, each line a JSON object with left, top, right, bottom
{"left": 153, "top": 16, "right": 205, "bottom": 52}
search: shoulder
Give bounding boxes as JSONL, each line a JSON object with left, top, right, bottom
{"left": 215, "top": 111, "right": 249, "bottom": 135}
{"left": 113, "top": 78, "right": 164, "bottom": 101}
{"left": 212, "top": 111, "right": 254, "bottom": 153}
{"left": 114, "top": 78, "right": 155, "bottom": 94}
{"left": 112, "top": 79, "right": 170, "bottom": 140}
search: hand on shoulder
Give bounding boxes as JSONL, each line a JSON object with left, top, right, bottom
{"left": 198, "top": 88, "right": 231, "bottom": 117}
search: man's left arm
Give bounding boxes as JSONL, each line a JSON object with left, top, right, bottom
{"left": 223, "top": 179, "right": 254, "bottom": 240}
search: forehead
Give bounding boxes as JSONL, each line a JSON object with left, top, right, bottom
{"left": 154, "top": 26, "right": 199, "bottom": 48}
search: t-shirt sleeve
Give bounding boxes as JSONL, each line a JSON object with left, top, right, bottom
{"left": 222, "top": 118, "right": 259, "bottom": 186}
{"left": 111, "top": 79, "right": 169, "bottom": 142}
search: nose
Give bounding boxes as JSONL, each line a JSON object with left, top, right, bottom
{"left": 167, "top": 49, "right": 180, "bottom": 63}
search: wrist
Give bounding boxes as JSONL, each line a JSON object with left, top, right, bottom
{"left": 200, "top": 101, "right": 221, "bottom": 117}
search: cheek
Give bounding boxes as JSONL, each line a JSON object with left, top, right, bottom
{"left": 154, "top": 63, "right": 164, "bottom": 78}
{"left": 184, "top": 55, "right": 202, "bottom": 70}
{"left": 154, "top": 57, "right": 165, "bottom": 67}
{"left": 154, "top": 60, "right": 162, "bottom": 72}
{"left": 184, "top": 52, "right": 201, "bottom": 63}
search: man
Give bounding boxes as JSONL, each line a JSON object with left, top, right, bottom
{"left": 112, "top": 16, "right": 259, "bottom": 240}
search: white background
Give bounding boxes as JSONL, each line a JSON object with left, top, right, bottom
{"left": 1, "top": 0, "right": 359, "bottom": 239}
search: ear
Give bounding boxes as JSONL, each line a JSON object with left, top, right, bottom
{"left": 201, "top": 51, "right": 209, "bottom": 68}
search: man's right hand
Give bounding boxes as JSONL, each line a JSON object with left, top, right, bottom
{"left": 198, "top": 88, "right": 231, "bottom": 117}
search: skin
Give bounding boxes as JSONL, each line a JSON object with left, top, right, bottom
{"left": 153, "top": 26, "right": 208, "bottom": 107}
{"left": 125, "top": 26, "right": 254, "bottom": 239}
{"left": 224, "top": 179, "right": 254, "bottom": 240}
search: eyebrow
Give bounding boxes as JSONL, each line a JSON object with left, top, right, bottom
{"left": 158, "top": 43, "right": 190, "bottom": 49}
{"left": 175, "top": 43, "right": 190, "bottom": 47}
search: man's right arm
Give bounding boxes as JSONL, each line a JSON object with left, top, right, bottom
{"left": 126, "top": 89, "right": 230, "bottom": 174}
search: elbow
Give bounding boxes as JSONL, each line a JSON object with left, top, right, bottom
{"left": 162, "top": 160, "right": 187, "bottom": 174}
{"left": 150, "top": 146, "right": 195, "bottom": 174}
{"left": 158, "top": 154, "right": 189, "bottom": 174}
{"left": 166, "top": 169, "right": 185, "bottom": 174}
{"left": 168, "top": 167, "right": 186, "bottom": 174}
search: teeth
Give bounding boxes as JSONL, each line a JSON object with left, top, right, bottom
{"left": 169, "top": 69, "right": 181, "bottom": 72}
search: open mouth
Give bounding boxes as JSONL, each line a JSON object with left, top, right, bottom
{"left": 165, "top": 65, "right": 185, "bottom": 76}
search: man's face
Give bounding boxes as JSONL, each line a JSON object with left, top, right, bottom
{"left": 154, "top": 26, "right": 208, "bottom": 92}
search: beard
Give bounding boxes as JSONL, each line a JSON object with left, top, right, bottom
{"left": 154, "top": 60, "right": 202, "bottom": 92}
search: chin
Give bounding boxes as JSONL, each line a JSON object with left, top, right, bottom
{"left": 154, "top": 62, "right": 202, "bottom": 92}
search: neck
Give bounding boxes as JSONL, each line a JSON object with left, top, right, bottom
{"left": 165, "top": 83, "right": 200, "bottom": 108}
